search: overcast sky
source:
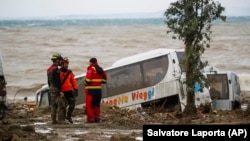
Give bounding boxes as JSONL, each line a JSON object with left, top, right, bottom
{"left": 0, "top": 0, "right": 249, "bottom": 18}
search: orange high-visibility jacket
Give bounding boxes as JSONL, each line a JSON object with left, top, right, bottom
{"left": 59, "top": 69, "right": 78, "bottom": 92}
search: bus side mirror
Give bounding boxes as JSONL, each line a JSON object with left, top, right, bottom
{"left": 229, "top": 80, "right": 231, "bottom": 84}
{"left": 173, "top": 59, "right": 175, "bottom": 64}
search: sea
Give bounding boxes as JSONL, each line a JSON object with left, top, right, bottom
{"left": 0, "top": 16, "right": 250, "bottom": 101}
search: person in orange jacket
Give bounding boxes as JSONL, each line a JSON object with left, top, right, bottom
{"left": 59, "top": 57, "right": 78, "bottom": 124}
{"left": 84, "top": 57, "right": 107, "bottom": 123}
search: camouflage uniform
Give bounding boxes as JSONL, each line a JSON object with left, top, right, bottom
{"left": 47, "top": 54, "right": 65, "bottom": 124}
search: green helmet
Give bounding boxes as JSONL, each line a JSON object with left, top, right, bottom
{"left": 51, "top": 53, "right": 62, "bottom": 60}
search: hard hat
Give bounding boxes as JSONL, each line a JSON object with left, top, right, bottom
{"left": 51, "top": 53, "right": 62, "bottom": 60}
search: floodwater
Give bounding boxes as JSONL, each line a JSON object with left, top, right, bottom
{"left": 0, "top": 23, "right": 250, "bottom": 99}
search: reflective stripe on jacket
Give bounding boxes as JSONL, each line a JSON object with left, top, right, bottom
{"left": 85, "top": 63, "right": 107, "bottom": 89}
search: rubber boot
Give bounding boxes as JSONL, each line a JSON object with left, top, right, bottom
{"left": 66, "top": 106, "right": 74, "bottom": 123}
{"left": 66, "top": 115, "right": 73, "bottom": 124}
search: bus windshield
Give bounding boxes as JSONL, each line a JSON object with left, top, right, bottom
{"left": 104, "top": 55, "right": 169, "bottom": 97}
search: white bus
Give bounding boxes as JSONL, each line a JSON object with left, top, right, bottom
{"left": 36, "top": 48, "right": 241, "bottom": 111}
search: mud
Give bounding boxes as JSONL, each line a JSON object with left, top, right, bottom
{"left": 0, "top": 101, "right": 250, "bottom": 141}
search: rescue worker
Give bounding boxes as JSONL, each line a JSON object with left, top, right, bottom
{"left": 47, "top": 53, "right": 64, "bottom": 124}
{"left": 84, "top": 57, "right": 107, "bottom": 123}
{"left": 59, "top": 57, "right": 78, "bottom": 124}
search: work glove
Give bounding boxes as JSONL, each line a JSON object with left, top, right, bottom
{"left": 73, "top": 89, "right": 78, "bottom": 97}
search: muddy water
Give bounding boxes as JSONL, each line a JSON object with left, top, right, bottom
{"left": 33, "top": 116, "right": 143, "bottom": 141}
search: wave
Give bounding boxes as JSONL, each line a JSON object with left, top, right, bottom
{"left": 1, "top": 16, "right": 249, "bottom": 28}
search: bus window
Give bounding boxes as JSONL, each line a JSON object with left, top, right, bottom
{"left": 142, "top": 55, "right": 168, "bottom": 87}
{"left": 106, "top": 64, "right": 142, "bottom": 97}
{"left": 105, "top": 54, "right": 168, "bottom": 97}
{"left": 208, "top": 74, "right": 229, "bottom": 100}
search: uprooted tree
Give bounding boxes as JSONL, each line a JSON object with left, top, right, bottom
{"left": 164, "top": 0, "right": 226, "bottom": 115}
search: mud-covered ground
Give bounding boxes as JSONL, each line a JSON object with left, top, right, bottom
{"left": 1, "top": 100, "right": 250, "bottom": 141}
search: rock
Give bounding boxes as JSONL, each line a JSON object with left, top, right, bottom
{"left": 22, "top": 125, "right": 35, "bottom": 132}
{"left": 110, "top": 134, "right": 136, "bottom": 141}
{"left": 110, "top": 134, "right": 121, "bottom": 141}
{"left": 17, "top": 109, "right": 27, "bottom": 117}
{"left": 11, "top": 134, "right": 19, "bottom": 141}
